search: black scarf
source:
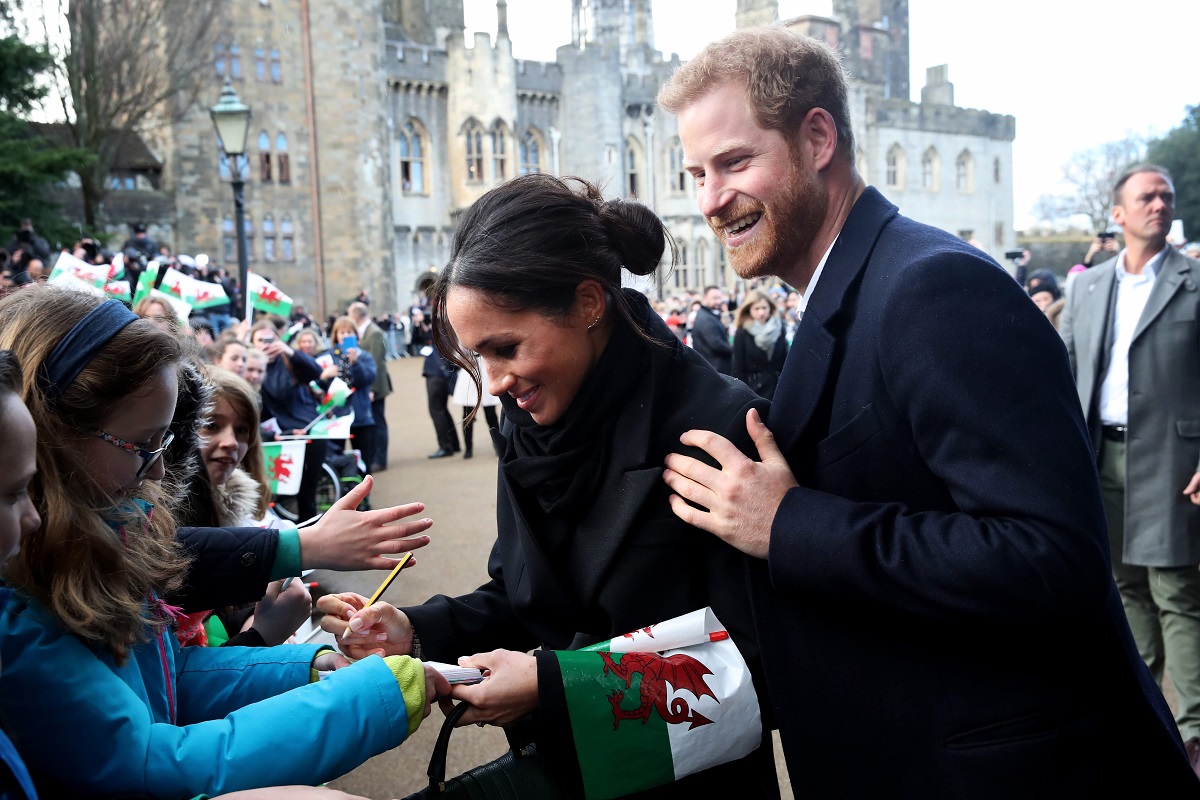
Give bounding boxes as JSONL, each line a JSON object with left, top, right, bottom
{"left": 499, "top": 290, "right": 655, "bottom": 519}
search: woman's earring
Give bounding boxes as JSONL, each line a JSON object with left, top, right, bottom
{"left": 588, "top": 316, "right": 601, "bottom": 330}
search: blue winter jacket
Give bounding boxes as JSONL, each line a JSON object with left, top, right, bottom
{"left": 0, "top": 587, "right": 419, "bottom": 798}
{"left": 259, "top": 349, "right": 322, "bottom": 432}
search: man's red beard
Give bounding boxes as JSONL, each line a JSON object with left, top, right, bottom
{"left": 709, "top": 151, "right": 827, "bottom": 282}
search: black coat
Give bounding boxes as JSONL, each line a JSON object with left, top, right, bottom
{"left": 405, "top": 332, "right": 779, "bottom": 799}
{"left": 757, "top": 188, "right": 1195, "bottom": 796}
{"left": 731, "top": 325, "right": 788, "bottom": 399}
{"left": 689, "top": 306, "right": 732, "bottom": 374}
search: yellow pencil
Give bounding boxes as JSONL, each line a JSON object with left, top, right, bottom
{"left": 342, "top": 552, "right": 413, "bottom": 639}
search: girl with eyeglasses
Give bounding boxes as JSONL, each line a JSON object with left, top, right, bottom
{"left": 0, "top": 287, "right": 449, "bottom": 798}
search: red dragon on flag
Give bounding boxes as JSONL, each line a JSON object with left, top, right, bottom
{"left": 599, "top": 651, "right": 718, "bottom": 730}
{"left": 258, "top": 286, "right": 284, "bottom": 304}
{"left": 269, "top": 454, "right": 293, "bottom": 481}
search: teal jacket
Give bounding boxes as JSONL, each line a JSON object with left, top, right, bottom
{"left": 0, "top": 587, "right": 421, "bottom": 798}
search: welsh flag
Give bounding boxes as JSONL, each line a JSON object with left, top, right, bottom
{"left": 309, "top": 409, "right": 354, "bottom": 439}
{"left": 104, "top": 280, "right": 131, "bottom": 302}
{"left": 556, "top": 609, "right": 761, "bottom": 800}
{"left": 160, "top": 267, "right": 228, "bottom": 310}
{"left": 312, "top": 377, "right": 353, "bottom": 415}
{"left": 132, "top": 260, "right": 160, "bottom": 306}
{"left": 48, "top": 271, "right": 105, "bottom": 297}
{"left": 247, "top": 271, "right": 293, "bottom": 317}
{"left": 49, "top": 252, "right": 110, "bottom": 288}
{"left": 149, "top": 288, "right": 192, "bottom": 321}
{"left": 262, "top": 439, "right": 306, "bottom": 495}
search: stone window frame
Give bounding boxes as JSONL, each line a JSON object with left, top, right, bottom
{"left": 281, "top": 217, "right": 296, "bottom": 262}
{"left": 955, "top": 150, "right": 974, "bottom": 194}
{"left": 222, "top": 216, "right": 236, "bottom": 263}
{"left": 519, "top": 127, "right": 543, "bottom": 175}
{"left": 399, "top": 118, "right": 428, "bottom": 194}
{"left": 258, "top": 131, "right": 272, "bottom": 183}
{"left": 254, "top": 48, "right": 266, "bottom": 81}
{"left": 276, "top": 133, "right": 290, "bottom": 184}
{"left": 270, "top": 50, "right": 282, "bottom": 83}
{"left": 694, "top": 239, "right": 709, "bottom": 288}
{"left": 229, "top": 44, "right": 243, "bottom": 81}
{"left": 886, "top": 144, "right": 905, "bottom": 190}
{"left": 490, "top": 121, "right": 509, "bottom": 181}
{"left": 463, "top": 120, "right": 485, "bottom": 184}
{"left": 263, "top": 214, "right": 277, "bottom": 262}
{"left": 625, "top": 136, "right": 643, "bottom": 199}
{"left": 215, "top": 43, "right": 226, "bottom": 78}
{"left": 217, "top": 138, "right": 250, "bottom": 183}
{"left": 668, "top": 137, "right": 687, "bottom": 195}
{"left": 243, "top": 213, "right": 255, "bottom": 261}
{"left": 921, "top": 146, "right": 939, "bottom": 192}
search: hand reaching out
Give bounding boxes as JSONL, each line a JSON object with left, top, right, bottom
{"left": 298, "top": 476, "right": 432, "bottom": 571}
{"left": 446, "top": 650, "right": 538, "bottom": 728}
{"left": 250, "top": 578, "right": 313, "bottom": 646}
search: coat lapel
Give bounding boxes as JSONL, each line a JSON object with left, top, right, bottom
{"left": 1081, "top": 264, "right": 1115, "bottom": 382}
{"left": 772, "top": 187, "right": 897, "bottom": 454}
{"left": 1133, "top": 249, "right": 1194, "bottom": 342}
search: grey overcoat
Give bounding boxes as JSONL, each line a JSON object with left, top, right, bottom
{"left": 1060, "top": 247, "right": 1200, "bottom": 566}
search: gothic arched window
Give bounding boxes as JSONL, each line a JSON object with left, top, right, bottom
{"left": 276, "top": 133, "right": 290, "bottom": 183}
{"left": 491, "top": 122, "right": 509, "bottom": 180}
{"left": 625, "top": 137, "right": 642, "bottom": 199}
{"left": 400, "top": 119, "right": 427, "bottom": 193}
{"left": 464, "top": 121, "right": 484, "bottom": 184}
{"left": 956, "top": 150, "right": 974, "bottom": 193}
{"left": 886, "top": 144, "right": 905, "bottom": 189}
{"left": 258, "top": 131, "right": 272, "bottom": 182}
{"left": 921, "top": 147, "right": 939, "bottom": 192}
{"left": 520, "top": 128, "right": 542, "bottom": 175}
{"left": 669, "top": 138, "right": 686, "bottom": 194}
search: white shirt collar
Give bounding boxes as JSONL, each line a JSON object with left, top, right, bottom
{"left": 798, "top": 236, "right": 839, "bottom": 312}
{"left": 1115, "top": 245, "right": 1168, "bottom": 281}
{"left": 355, "top": 318, "right": 370, "bottom": 338}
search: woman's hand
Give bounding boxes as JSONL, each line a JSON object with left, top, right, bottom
{"left": 447, "top": 650, "right": 539, "bottom": 728}
{"left": 250, "top": 578, "right": 313, "bottom": 645}
{"left": 320, "top": 364, "right": 340, "bottom": 380}
{"left": 345, "top": 347, "right": 360, "bottom": 364}
{"left": 298, "top": 476, "right": 432, "bottom": 571}
{"left": 263, "top": 339, "right": 293, "bottom": 360}
{"left": 316, "top": 593, "right": 414, "bottom": 660}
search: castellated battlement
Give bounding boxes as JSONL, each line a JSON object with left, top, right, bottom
{"left": 514, "top": 59, "right": 563, "bottom": 93}
{"left": 387, "top": 41, "right": 450, "bottom": 83}
{"left": 872, "top": 97, "right": 1015, "bottom": 141}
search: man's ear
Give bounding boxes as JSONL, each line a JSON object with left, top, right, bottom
{"left": 802, "top": 108, "right": 838, "bottom": 172}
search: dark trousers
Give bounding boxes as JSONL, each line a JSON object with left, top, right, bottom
{"left": 371, "top": 396, "right": 388, "bottom": 468}
{"left": 297, "top": 441, "right": 326, "bottom": 522}
{"left": 350, "top": 425, "right": 376, "bottom": 472}
{"left": 461, "top": 405, "right": 500, "bottom": 453}
{"left": 425, "top": 376, "right": 459, "bottom": 451}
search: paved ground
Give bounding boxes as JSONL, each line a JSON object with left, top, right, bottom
{"left": 317, "top": 358, "right": 794, "bottom": 799}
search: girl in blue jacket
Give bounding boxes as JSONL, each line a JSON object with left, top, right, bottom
{"left": 0, "top": 287, "right": 448, "bottom": 799}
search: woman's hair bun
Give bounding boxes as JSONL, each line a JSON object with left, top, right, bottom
{"left": 598, "top": 197, "right": 671, "bottom": 277}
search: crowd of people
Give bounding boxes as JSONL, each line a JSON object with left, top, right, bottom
{"left": 2, "top": 22, "right": 1200, "bottom": 800}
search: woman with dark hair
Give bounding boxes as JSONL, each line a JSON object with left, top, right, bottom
{"left": 319, "top": 174, "right": 779, "bottom": 799}
{"left": 731, "top": 289, "right": 788, "bottom": 400}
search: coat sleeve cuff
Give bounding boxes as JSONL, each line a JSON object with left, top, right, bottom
{"left": 384, "top": 655, "right": 427, "bottom": 737}
{"left": 269, "top": 527, "right": 303, "bottom": 579}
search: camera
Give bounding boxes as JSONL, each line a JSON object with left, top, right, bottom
{"left": 1097, "top": 231, "right": 1115, "bottom": 240}
{"left": 1004, "top": 249, "right": 1025, "bottom": 261}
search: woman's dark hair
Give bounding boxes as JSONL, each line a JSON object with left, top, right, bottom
{"left": 430, "top": 174, "right": 675, "bottom": 412}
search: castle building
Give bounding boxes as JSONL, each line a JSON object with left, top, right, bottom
{"left": 158, "top": 0, "right": 1015, "bottom": 316}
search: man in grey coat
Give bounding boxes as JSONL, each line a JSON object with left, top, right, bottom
{"left": 1060, "top": 163, "right": 1200, "bottom": 772}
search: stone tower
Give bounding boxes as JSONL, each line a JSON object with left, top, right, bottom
{"left": 736, "top": 0, "right": 778, "bottom": 29}
{"left": 832, "top": 0, "right": 910, "bottom": 100}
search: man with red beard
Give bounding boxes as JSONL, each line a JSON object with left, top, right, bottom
{"left": 657, "top": 26, "right": 1196, "bottom": 796}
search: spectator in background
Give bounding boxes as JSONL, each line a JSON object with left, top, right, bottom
{"left": 1083, "top": 232, "right": 1121, "bottom": 268}
{"left": 243, "top": 348, "right": 267, "bottom": 390}
{"left": 409, "top": 308, "right": 431, "bottom": 355}
{"left": 347, "top": 302, "right": 391, "bottom": 472}
{"left": 121, "top": 223, "right": 156, "bottom": 262}
{"left": 731, "top": 289, "right": 788, "bottom": 400}
{"left": 5, "top": 219, "right": 50, "bottom": 265}
{"left": 422, "top": 335, "right": 459, "bottom": 459}
{"left": 212, "top": 338, "right": 248, "bottom": 377}
{"left": 1029, "top": 279, "right": 1065, "bottom": 330}
{"left": 690, "top": 285, "right": 733, "bottom": 374}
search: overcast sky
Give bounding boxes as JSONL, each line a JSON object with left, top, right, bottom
{"left": 464, "top": 0, "right": 1200, "bottom": 232}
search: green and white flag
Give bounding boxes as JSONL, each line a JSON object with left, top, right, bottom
{"left": 262, "top": 439, "right": 306, "bottom": 495}
{"left": 309, "top": 409, "right": 354, "bottom": 439}
{"left": 132, "top": 260, "right": 160, "bottom": 306}
{"left": 48, "top": 270, "right": 105, "bottom": 297}
{"left": 49, "top": 252, "right": 111, "bottom": 288}
{"left": 149, "top": 288, "right": 192, "bottom": 321}
{"left": 312, "top": 377, "right": 353, "bottom": 415}
{"left": 103, "top": 280, "right": 131, "bottom": 302}
{"left": 557, "top": 608, "right": 762, "bottom": 800}
{"left": 160, "top": 267, "right": 229, "bottom": 310}
{"left": 248, "top": 271, "right": 293, "bottom": 317}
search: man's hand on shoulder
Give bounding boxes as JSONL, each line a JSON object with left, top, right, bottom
{"left": 662, "top": 408, "right": 798, "bottom": 559}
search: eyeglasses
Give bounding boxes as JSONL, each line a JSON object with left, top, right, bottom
{"left": 91, "top": 430, "right": 176, "bottom": 479}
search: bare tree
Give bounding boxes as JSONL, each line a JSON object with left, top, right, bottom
{"left": 1034, "top": 136, "right": 1145, "bottom": 232}
{"left": 23, "top": 0, "right": 223, "bottom": 228}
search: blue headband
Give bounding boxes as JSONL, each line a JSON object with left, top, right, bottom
{"left": 39, "top": 299, "right": 137, "bottom": 403}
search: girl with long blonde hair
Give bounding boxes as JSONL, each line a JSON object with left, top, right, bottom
{"left": 0, "top": 286, "right": 447, "bottom": 798}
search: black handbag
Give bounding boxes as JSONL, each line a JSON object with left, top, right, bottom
{"left": 401, "top": 703, "right": 578, "bottom": 800}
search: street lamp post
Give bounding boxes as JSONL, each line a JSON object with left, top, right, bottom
{"left": 210, "top": 79, "right": 252, "bottom": 320}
